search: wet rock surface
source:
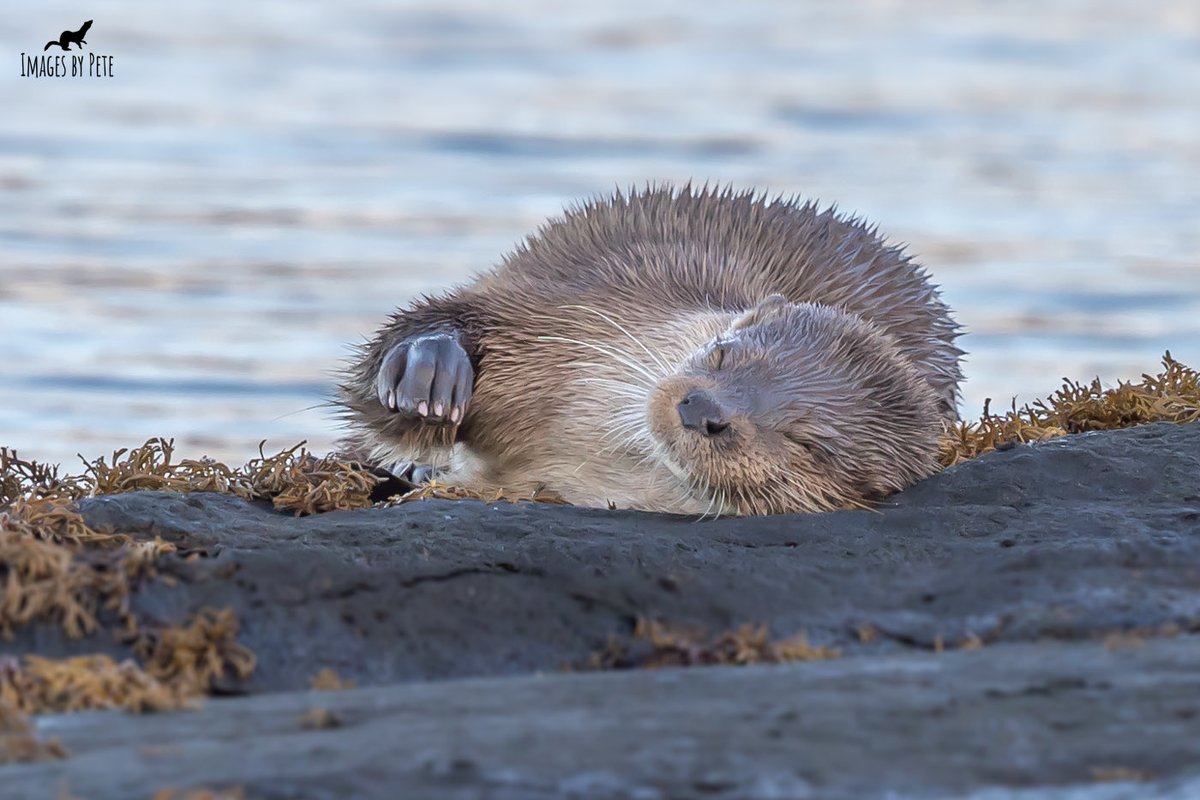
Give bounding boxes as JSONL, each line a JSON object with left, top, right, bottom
{"left": 8, "top": 638, "right": 1200, "bottom": 800}
{"left": 22, "top": 421, "right": 1200, "bottom": 689}
{"left": 4, "top": 422, "right": 1200, "bottom": 796}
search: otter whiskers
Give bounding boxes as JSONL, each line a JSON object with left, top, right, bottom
{"left": 632, "top": 441, "right": 722, "bottom": 519}
{"left": 539, "top": 338, "right": 664, "bottom": 388}
{"left": 558, "top": 304, "right": 675, "bottom": 377}
{"left": 570, "top": 382, "right": 652, "bottom": 472}
{"left": 553, "top": 304, "right": 691, "bottom": 483}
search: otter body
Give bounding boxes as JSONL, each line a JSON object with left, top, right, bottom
{"left": 339, "top": 185, "right": 963, "bottom": 515}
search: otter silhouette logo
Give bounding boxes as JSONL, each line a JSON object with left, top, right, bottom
{"left": 21, "top": 20, "right": 113, "bottom": 78}
{"left": 44, "top": 20, "right": 92, "bottom": 51}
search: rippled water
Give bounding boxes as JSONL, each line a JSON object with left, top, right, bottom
{"left": 2, "top": 0, "right": 1198, "bottom": 466}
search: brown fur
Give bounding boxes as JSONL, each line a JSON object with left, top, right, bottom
{"left": 337, "top": 184, "right": 964, "bottom": 515}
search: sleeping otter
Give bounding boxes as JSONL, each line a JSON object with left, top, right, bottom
{"left": 337, "top": 185, "right": 963, "bottom": 515}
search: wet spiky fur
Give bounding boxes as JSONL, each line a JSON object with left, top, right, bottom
{"left": 337, "top": 184, "right": 964, "bottom": 515}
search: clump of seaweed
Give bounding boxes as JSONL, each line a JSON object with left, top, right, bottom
{"left": 0, "top": 525, "right": 106, "bottom": 639}
{"left": 81, "top": 439, "right": 254, "bottom": 499}
{"left": 0, "top": 654, "right": 185, "bottom": 714}
{"left": 0, "top": 498, "right": 176, "bottom": 640}
{"left": 1, "top": 498, "right": 117, "bottom": 546}
{"left": 78, "top": 438, "right": 380, "bottom": 515}
{"left": 0, "top": 608, "right": 254, "bottom": 715}
{"left": 940, "top": 352, "right": 1200, "bottom": 466}
{"left": 5, "top": 436, "right": 383, "bottom": 517}
{"left": 0, "top": 448, "right": 87, "bottom": 506}
{"left": 583, "top": 618, "right": 841, "bottom": 671}
{"left": 241, "top": 441, "right": 378, "bottom": 515}
{"left": 388, "top": 479, "right": 569, "bottom": 506}
{"left": 0, "top": 442, "right": 286, "bottom": 714}
{"left": 309, "top": 668, "right": 356, "bottom": 691}
{"left": 0, "top": 698, "right": 68, "bottom": 764}
{"left": 135, "top": 608, "right": 257, "bottom": 697}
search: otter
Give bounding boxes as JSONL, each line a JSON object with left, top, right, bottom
{"left": 337, "top": 185, "right": 963, "bottom": 515}
{"left": 44, "top": 20, "right": 91, "bottom": 52}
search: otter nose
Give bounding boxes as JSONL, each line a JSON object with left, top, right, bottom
{"left": 677, "top": 389, "right": 730, "bottom": 436}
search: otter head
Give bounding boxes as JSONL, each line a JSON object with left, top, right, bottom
{"left": 646, "top": 295, "right": 944, "bottom": 515}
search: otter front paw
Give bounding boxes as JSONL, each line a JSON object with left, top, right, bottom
{"left": 376, "top": 332, "right": 473, "bottom": 424}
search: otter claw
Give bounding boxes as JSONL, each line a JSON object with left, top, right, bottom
{"left": 376, "top": 332, "right": 473, "bottom": 425}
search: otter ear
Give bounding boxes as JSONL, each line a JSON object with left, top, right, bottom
{"left": 731, "top": 294, "right": 790, "bottom": 330}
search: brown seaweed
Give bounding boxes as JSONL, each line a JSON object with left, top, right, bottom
{"left": 582, "top": 618, "right": 841, "bottom": 670}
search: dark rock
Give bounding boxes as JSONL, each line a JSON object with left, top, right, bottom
{"left": 4, "top": 422, "right": 1199, "bottom": 692}
{"left": 5, "top": 637, "right": 1200, "bottom": 799}
{"left": 5, "top": 422, "right": 1200, "bottom": 796}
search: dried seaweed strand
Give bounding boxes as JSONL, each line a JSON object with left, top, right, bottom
{"left": 939, "top": 352, "right": 1199, "bottom": 466}
{"left": 583, "top": 617, "right": 841, "bottom": 670}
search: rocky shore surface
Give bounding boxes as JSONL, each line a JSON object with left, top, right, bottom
{"left": 3, "top": 422, "right": 1200, "bottom": 798}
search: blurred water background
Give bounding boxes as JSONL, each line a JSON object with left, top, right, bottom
{"left": 2, "top": 0, "right": 1198, "bottom": 467}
